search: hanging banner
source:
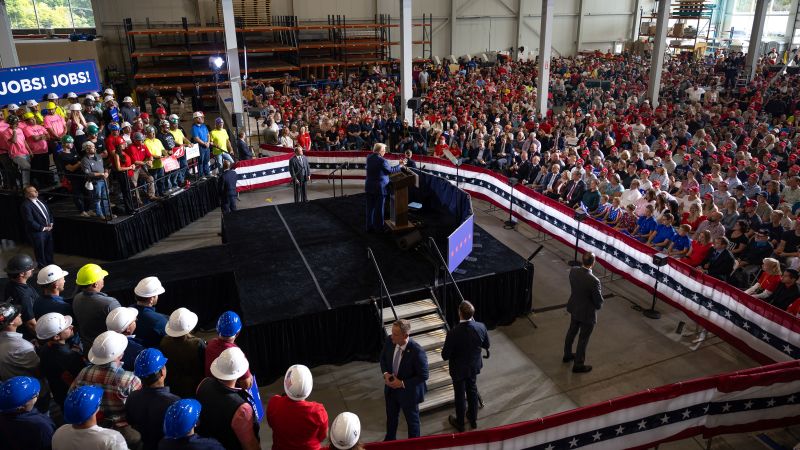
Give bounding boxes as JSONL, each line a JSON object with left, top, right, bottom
{"left": 0, "top": 60, "right": 101, "bottom": 106}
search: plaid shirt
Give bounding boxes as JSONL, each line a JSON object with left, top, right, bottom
{"left": 72, "top": 361, "right": 142, "bottom": 426}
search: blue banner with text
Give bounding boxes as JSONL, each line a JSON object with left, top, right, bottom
{"left": 0, "top": 60, "right": 100, "bottom": 106}
{"left": 447, "top": 214, "right": 474, "bottom": 273}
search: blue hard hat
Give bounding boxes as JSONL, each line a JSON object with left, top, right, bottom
{"left": 0, "top": 376, "right": 40, "bottom": 412}
{"left": 216, "top": 311, "right": 242, "bottom": 337}
{"left": 163, "top": 398, "right": 202, "bottom": 438}
{"left": 108, "top": 123, "right": 120, "bottom": 131}
{"left": 64, "top": 385, "right": 104, "bottom": 424}
{"left": 134, "top": 348, "right": 168, "bottom": 378}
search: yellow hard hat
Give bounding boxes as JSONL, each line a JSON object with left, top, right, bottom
{"left": 76, "top": 263, "right": 109, "bottom": 286}
{"left": 46, "top": 102, "right": 57, "bottom": 110}
{"left": 22, "top": 112, "right": 34, "bottom": 120}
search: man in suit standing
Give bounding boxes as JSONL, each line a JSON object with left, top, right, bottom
{"left": 365, "top": 143, "right": 403, "bottom": 232}
{"left": 441, "top": 300, "right": 489, "bottom": 432}
{"left": 289, "top": 146, "right": 311, "bottom": 203}
{"left": 562, "top": 170, "right": 586, "bottom": 208}
{"left": 218, "top": 161, "right": 238, "bottom": 213}
{"left": 702, "top": 237, "right": 735, "bottom": 282}
{"left": 379, "top": 319, "right": 428, "bottom": 441}
{"left": 563, "top": 252, "right": 604, "bottom": 373}
{"left": 20, "top": 186, "right": 54, "bottom": 268}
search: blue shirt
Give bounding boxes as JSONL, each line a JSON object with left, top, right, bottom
{"left": 652, "top": 224, "right": 675, "bottom": 245}
{"left": 636, "top": 216, "right": 658, "bottom": 235}
{"left": 671, "top": 234, "right": 692, "bottom": 252}
{"left": 158, "top": 434, "right": 225, "bottom": 450}
{"left": 122, "top": 336, "right": 145, "bottom": 372}
{"left": 0, "top": 409, "right": 56, "bottom": 450}
{"left": 33, "top": 294, "right": 72, "bottom": 319}
{"left": 191, "top": 124, "right": 210, "bottom": 148}
{"left": 132, "top": 305, "right": 169, "bottom": 348}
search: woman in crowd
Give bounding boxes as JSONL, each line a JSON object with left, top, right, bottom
{"left": 743, "top": 258, "right": 782, "bottom": 299}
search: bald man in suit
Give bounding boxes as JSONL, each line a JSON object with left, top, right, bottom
{"left": 563, "top": 252, "right": 604, "bottom": 373}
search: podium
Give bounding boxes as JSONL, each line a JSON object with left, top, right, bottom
{"left": 385, "top": 170, "right": 418, "bottom": 232}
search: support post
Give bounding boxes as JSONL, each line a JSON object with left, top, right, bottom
{"left": 576, "top": 0, "right": 585, "bottom": 54}
{"left": 647, "top": 0, "right": 669, "bottom": 108}
{"left": 536, "top": 0, "right": 553, "bottom": 117}
{"left": 0, "top": 0, "right": 20, "bottom": 68}
{"left": 745, "top": 0, "right": 769, "bottom": 81}
{"left": 400, "top": 0, "right": 413, "bottom": 123}
{"left": 221, "top": 0, "right": 245, "bottom": 136}
{"left": 516, "top": 0, "right": 525, "bottom": 58}
{"left": 785, "top": 0, "right": 799, "bottom": 46}
{"left": 631, "top": 0, "right": 643, "bottom": 42}
{"left": 450, "top": 0, "right": 457, "bottom": 57}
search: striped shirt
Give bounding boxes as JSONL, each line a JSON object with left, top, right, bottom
{"left": 71, "top": 362, "right": 142, "bottom": 426}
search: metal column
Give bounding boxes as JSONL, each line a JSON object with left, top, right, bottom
{"left": 221, "top": 0, "right": 245, "bottom": 134}
{"left": 646, "top": 0, "right": 669, "bottom": 108}
{"left": 745, "top": 0, "right": 769, "bottom": 81}
{"left": 516, "top": 0, "right": 525, "bottom": 59}
{"left": 0, "top": 0, "right": 19, "bottom": 68}
{"left": 631, "top": 0, "right": 643, "bottom": 42}
{"left": 536, "top": 0, "right": 553, "bottom": 117}
{"left": 576, "top": 0, "right": 586, "bottom": 54}
{"left": 400, "top": 0, "right": 413, "bottom": 123}
{"left": 450, "top": 0, "right": 457, "bottom": 57}
{"left": 785, "top": 0, "right": 799, "bottom": 46}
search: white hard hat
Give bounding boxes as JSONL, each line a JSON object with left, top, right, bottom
{"left": 283, "top": 364, "right": 313, "bottom": 401}
{"left": 123, "top": 96, "right": 133, "bottom": 103}
{"left": 68, "top": 103, "right": 82, "bottom": 111}
{"left": 27, "top": 99, "right": 38, "bottom": 107}
{"left": 7, "top": 103, "right": 19, "bottom": 111}
{"left": 90, "top": 91, "right": 99, "bottom": 98}
{"left": 35, "top": 313, "right": 73, "bottom": 340}
{"left": 47, "top": 93, "right": 58, "bottom": 100}
{"left": 168, "top": 114, "right": 179, "bottom": 121}
{"left": 165, "top": 307, "right": 198, "bottom": 337}
{"left": 85, "top": 94, "right": 95, "bottom": 101}
{"left": 104, "top": 88, "right": 114, "bottom": 95}
{"left": 330, "top": 412, "right": 361, "bottom": 449}
{"left": 67, "top": 92, "right": 78, "bottom": 99}
{"left": 105, "top": 307, "right": 138, "bottom": 333}
{"left": 104, "top": 95, "right": 114, "bottom": 103}
{"left": 88, "top": 330, "right": 129, "bottom": 365}
{"left": 210, "top": 347, "right": 249, "bottom": 380}
{"left": 36, "top": 264, "right": 69, "bottom": 285}
{"left": 121, "top": 121, "right": 132, "bottom": 129}
{"left": 134, "top": 276, "right": 165, "bottom": 298}
{"left": 192, "top": 111, "right": 204, "bottom": 119}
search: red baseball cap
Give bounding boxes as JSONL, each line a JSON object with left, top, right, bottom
{"left": 703, "top": 193, "right": 712, "bottom": 200}
{"left": 140, "top": 112, "right": 150, "bottom": 119}
{"left": 792, "top": 165, "right": 800, "bottom": 172}
{"left": 689, "top": 186, "right": 699, "bottom": 193}
{"left": 745, "top": 199, "right": 757, "bottom": 207}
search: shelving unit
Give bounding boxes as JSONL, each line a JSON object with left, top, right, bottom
{"left": 637, "top": 0, "right": 715, "bottom": 59}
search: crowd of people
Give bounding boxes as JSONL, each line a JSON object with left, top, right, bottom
{"left": 0, "top": 255, "right": 365, "bottom": 450}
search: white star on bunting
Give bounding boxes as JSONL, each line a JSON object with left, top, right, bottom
{"left": 568, "top": 437, "right": 579, "bottom": 448}
{"left": 660, "top": 414, "right": 670, "bottom": 424}
{"left": 744, "top": 401, "right": 753, "bottom": 409}
{"left": 681, "top": 409, "right": 691, "bottom": 419}
{"left": 767, "top": 399, "right": 776, "bottom": 407}
{"left": 637, "top": 420, "right": 647, "bottom": 430}
{"left": 615, "top": 425, "right": 625, "bottom": 435}
{"left": 592, "top": 431, "right": 602, "bottom": 441}
{"left": 722, "top": 403, "right": 732, "bottom": 412}
{"left": 783, "top": 344, "right": 793, "bottom": 354}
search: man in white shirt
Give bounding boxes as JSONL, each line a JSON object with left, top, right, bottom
{"left": 52, "top": 385, "right": 127, "bottom": 450}
{"left": 685, "top": 84, "right": 705, "bottom": 102}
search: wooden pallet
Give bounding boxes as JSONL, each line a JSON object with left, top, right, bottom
{"left": 216, "top": 0, "right": 272, "bottom": 26}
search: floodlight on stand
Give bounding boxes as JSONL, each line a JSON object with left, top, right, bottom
{"left": 643, "top": 252, "right": 669, "bottom": 320}
{"left": 568, "top": 211, "right": 588, "bottom": 267}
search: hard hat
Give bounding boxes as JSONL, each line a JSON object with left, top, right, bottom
{"left": 90, "top": 91, "right": 99, "bottom": 98}
{"left": 47, "top": 93, "right": 59, "bottom": 100}
{"left": 108, "top": 123, "right": 120, "bottom": 131}
{"left": 216, "top": 311, "right": 242, "bottom": 337}
{"left": 22, "top": 112, "right": 35, "bottom": 120}
{"left": 168, "top": 114, "right": 179, "bottom": 122}
{"left": 104, "top": 95, "right": 114, "bottom": 103}
{"left": 140, "top": 112, "right": 150, "bottom": 120}
{"left": 0, "top": 302, "right": 20, "bottom": 327}
{"left": 163, "top": 399, "right": 202, "bottom": 438}
{"left": 121, "top": 121, "right": 132, "bottom": 129}
{"left": 76, "top": 263, "right": 108, "bottom": 285}
{"left": 192, "top": 111, "right": 204, "bottom": 119}
{"left": 35, "top": 312, "right": 72, "bottom": 340}
{"left": 36, "top": 264, "right": 69, "bottom": 285}
{"left": 104, "top": 88, "right": 114, "bottom": 96}
{"left": 88, "top": 330, "right": 128, "bottom": 365}
{"left": 133, "top": 132, "right": 144, "bottom": 141}
{"left": 156, "top": 107, "right": 167, "bottom": 115}
{"left": 145, "top": 125, "right": 156, "bottom": 134}
{"left": 5, "top": 253, "right": 35, "bottom": 274}
{"left": 284, "top": 364, "right": 313, "bottom": 401}
{"left": 26, "top": 99, "right": 38, "bottom": 107}
{"left": 62, "top": 135, "right": 74, "bottom": 144}
{"left": 134, "top": 348, "right": 168, "bottom": 378}
{"left": 45, "top": 101, "right": 57, "bottom": 110}
{"left": 0, "top": 376, "right": 41, "bottom": 412}
{"left": 67, "top": 92, "right": 78, "bottom": 99}
{"left": 165, "top": 307, "right": 198, "bottom": 337}
{"left": 6, "top": 115, "right": 19, "bottom": 125}
{"left": 84, "top": 94, "right": 95, "bottom": 102}
{"left": 122, "top": 96, "right": 133, "bottom": 103}
{"left": 210, "top": 347, "right": 249, "bottom": 380}
{"left": 105, "top": 307, "right": 138, "bottom": 333}
{"left": 68, "top": 103, "right": 82, "bottom": 111}
{"left": 63, "top": 385, "right": 104, "bottom": 424}
{"left": 160, "top": 119, "right": 169, "bottom": 127}
{"left": 215, "top": 117, "right": 224, "bottom": 124}
{"left": 7, "top": 103, "right": 19, "bottom": 111}
{"left": 86, "top": 123, "right": 99, "bottom": 135}
{"left": 330, "top": 412, "right": 361, "bottom": 449}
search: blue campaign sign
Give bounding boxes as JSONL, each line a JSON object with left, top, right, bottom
{"left": 0, "top": 60, "right": 100, "bottom": 106}
{"left": 447, "top": 214, "right": 474, "bottom": 273}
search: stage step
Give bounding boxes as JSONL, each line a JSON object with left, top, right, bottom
{"left": 426, "top": 348, "right": 446, "bottom": 370}
{"left": 419, "top": 385, "right": 455, "bottom": 413}
{"left": 415, "top": 328, "right": 447, "bottom": 351}
{"left": 383, "top": 313, "right": 445, "bottom": 336}
{"left": 427, "top": 365, "right": 451, "bottom": 390}
{"left": 381, "top": 299, "right": 439, "bottom": 323}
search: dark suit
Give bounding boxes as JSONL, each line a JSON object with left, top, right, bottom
{"left": 703, "top": 248, "right": 735, "bottom": 282}
{"left": 441, "top": 319, "right": 489, "bottom": 427}
{"left": 218, "top": 168, "right": 238, "bottom": 213}
{"left": 365, "top": 152, "right": 401, "bottom": 232}
{"left": 20, "top": 198, "right": 54, "bottom": 267}
{"left": 564, "top": 266, "right": 604, "bottom": 366}
{"left": 564, "top": 179, "right": 586, "bottom": 208}
{"left": 379, "top": 336, "right": 428, "bottom": 441}
{"left": 288, "top": 154, "right": 311, "bottom": 203}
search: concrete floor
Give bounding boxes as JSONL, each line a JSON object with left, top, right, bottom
{"left": 2, "top": 180, "right": 798, "bottom": 449}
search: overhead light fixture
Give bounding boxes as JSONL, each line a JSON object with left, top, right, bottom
{"left": 210, "top": 56, "right": 225, "bottom": 70}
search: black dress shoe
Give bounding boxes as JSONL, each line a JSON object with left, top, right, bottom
{"left": 469, "top": 421, "right": 478, "bottom": 430}
{"left": 448, "top": 414, "right": 465, "bottom": 432}
{"left": 562, "top": 354, "right": 575, "bottom": 363}
{"left": 572, "top": 364, "right": 593, "bottom": 373}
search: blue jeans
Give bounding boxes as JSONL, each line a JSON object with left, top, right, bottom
{"left": 93, "top": 179, "right": 111, "bottom": 217}
{"left": 199, "top": 146, "right": 211, "bottom": 176}
{"left": 177, "top": 156, "right": 188, "bottom": 184}
{"left": 214, "top": 152, "right": 235, "bottom": 170}
{"left": 150, "top": 168, "right": 165, "bottom": 195}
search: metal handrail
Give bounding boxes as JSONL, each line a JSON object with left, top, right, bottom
{"left": 327, "top": 161, "right": 348, "bottom": 197}
{"left": 427, "top": 286, "right": 450, "bottom": 332}
{"left": 427, "top": 237, "right": 466, "bottom": 321}
{"left": 367, "top": 247, "right": 398, "bottom": 329}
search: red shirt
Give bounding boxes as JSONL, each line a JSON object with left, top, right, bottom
{"left": 203, "top": 338, "right": 252, "bottom": 381}
{"left": 757, "top": 272, "right": 781, "bottom": 294}
{"left": 434, "top": 143, "right": 448, "bottom": 157}
{"left": 683, "top": 241, "right": 712, "bottom": 267}
{"left": 124, "top": 143, "right": 149, "bottom": 163}
{"left": 266, "top": 394, "right": 328, "bottom": 450}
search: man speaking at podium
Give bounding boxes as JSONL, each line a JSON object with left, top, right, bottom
{"left": 365, "top": 143, "right": 405, "bottom": 232}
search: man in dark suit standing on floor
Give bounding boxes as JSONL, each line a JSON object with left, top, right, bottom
{"left": 365, "top": 143, "right": 403, "bottom": 232}
{"left": 442, "top": 300, "right": 489, "bottom": 432}
{"left": 288, "top": 146, "right": 311, "bottom": 203}
{"left": 563, "top": 252, "right": 604, "bottom": 373}
{"left": 218, "top": 160, "right": 238, "bottom": 213}
{"left": 20, "top": 186, "right": 54, "bottom": 267}
{"left": 380, "top": 319, "right": 428, "bottom": 441}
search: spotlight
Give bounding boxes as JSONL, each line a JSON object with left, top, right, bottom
{"left": 210, "top": 56, "right": 225, "bottom": 70}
